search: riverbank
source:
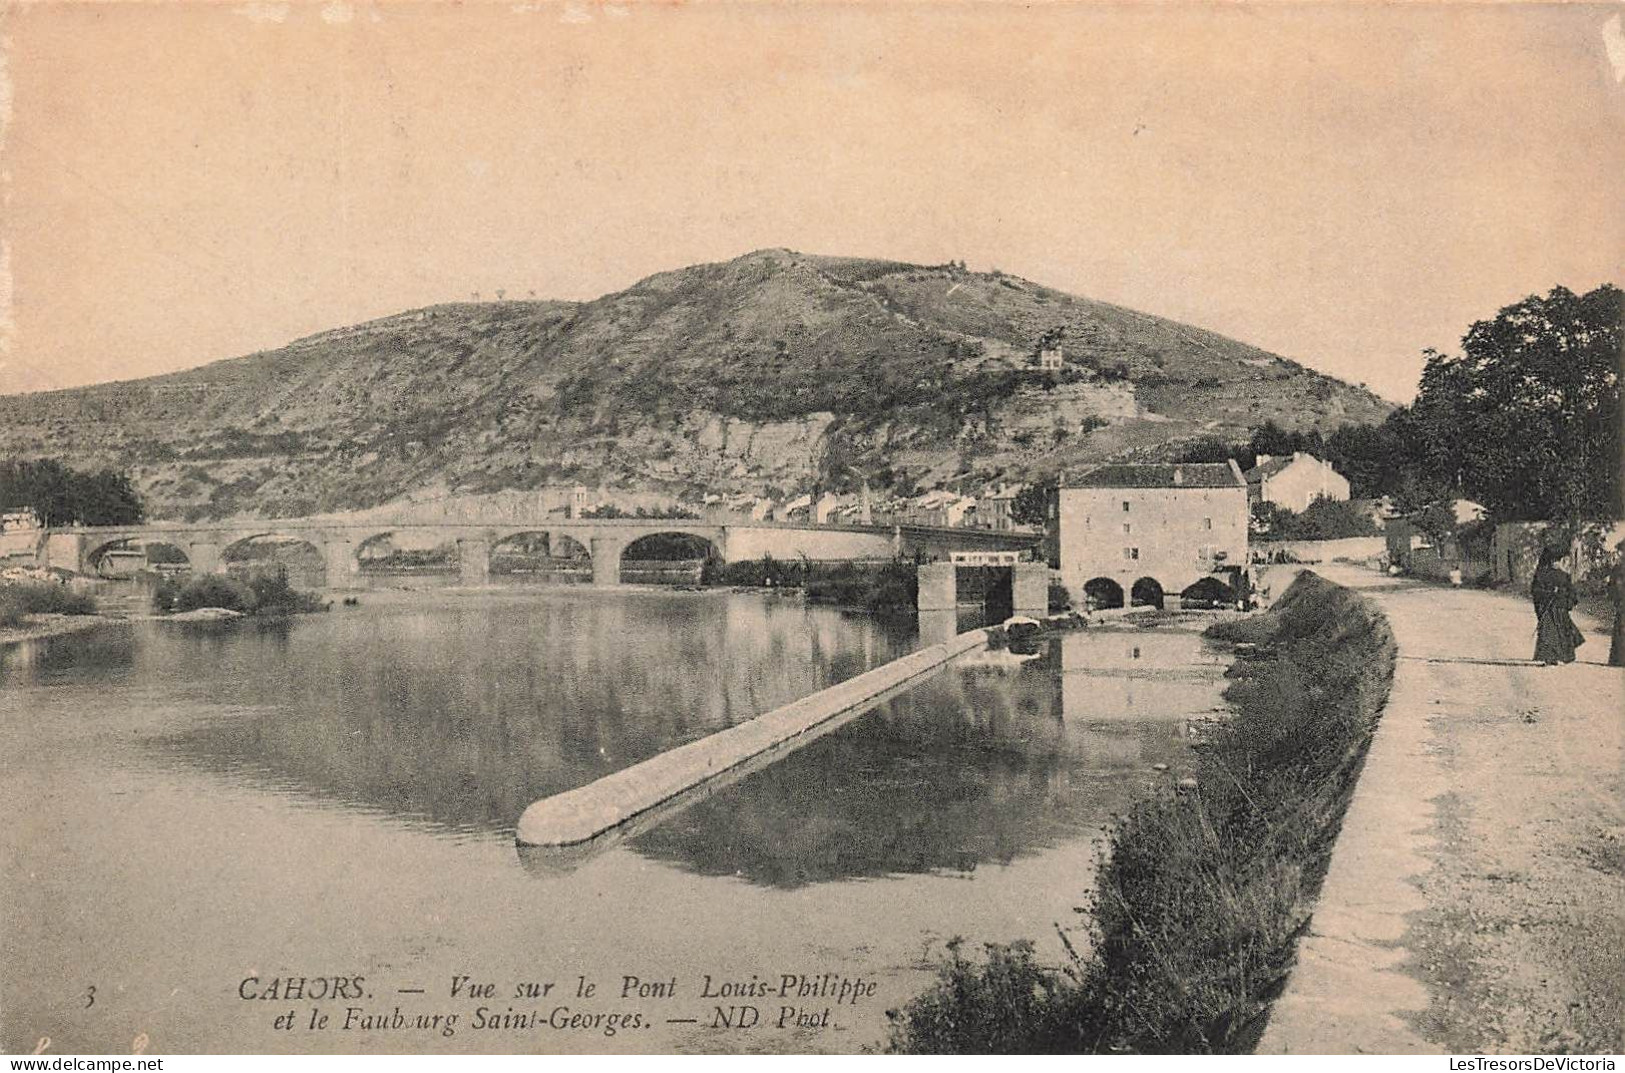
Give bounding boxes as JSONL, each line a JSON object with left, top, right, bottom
{"left": 886, "top": 570, "right": 1397, "bottom": 1054}
{"left": 0, "top": 612, "right": 123, "bottom": 647}
{"left": 1259, "top": 565, "right": 1622, "bottom": 1054}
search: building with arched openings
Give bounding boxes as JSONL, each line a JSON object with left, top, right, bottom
{"left": 1058, "top": 461, "right": 1249, "bottom": 609}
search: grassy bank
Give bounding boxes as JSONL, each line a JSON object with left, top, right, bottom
{"left": 886, "top": 571, "right": 1397, "bottom": 1053}
{"left": 0, "top": 580, "right": 97, "bottom": 629}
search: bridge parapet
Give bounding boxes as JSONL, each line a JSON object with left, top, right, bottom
{"left": 45, "top": 517, "right": 1039, "bottom": 584}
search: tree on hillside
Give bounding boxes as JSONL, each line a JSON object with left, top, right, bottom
{"left": 75, "top": 470, "right": 146, "bottom": 526}
{"left": 1011, "top": 481, "right": 1054, "bottom": 527}
{"left": 1249, "top": 420, "right": 1323, "bottom": 462}
{"left": 0, "top": 459, "right": 145, "bottom": 526}
{"left": 1411, "top": 284, "right": 1622, "bottom": 522}
{"left": 1175, "top": 436, "right": 1247, "bottom": 467}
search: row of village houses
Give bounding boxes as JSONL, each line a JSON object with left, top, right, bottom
{"left": 698, "top": 483, "right": 1030, "bottom": 531}
{"left": 705, "top": 450, "right": 1361, "bottom": 532}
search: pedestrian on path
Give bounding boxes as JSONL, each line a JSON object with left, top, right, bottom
{"left": 1608, "top": 542, "right": 1624, "bottom": 667}
{"left": 1531, "top": 545, "right": 1584, "bottom": 665}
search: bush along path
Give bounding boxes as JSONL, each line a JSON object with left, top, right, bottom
{"left": 886, "top": 571, "right": 1397, "bottom": 1054}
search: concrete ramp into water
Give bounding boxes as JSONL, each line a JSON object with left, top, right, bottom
{"left": 515, "top": 628, "right": 991, "bottom": 850}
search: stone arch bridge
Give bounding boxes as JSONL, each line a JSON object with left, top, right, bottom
{"left": 39, "top": 517, "right": 1039, "bottom": 588}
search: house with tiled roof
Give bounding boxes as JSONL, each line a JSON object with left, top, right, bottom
{"left": 1058, "top": 461, "right": 1248, "bottom": 609}
{"left": 1243, "top": 452, "right": 1350, "bottom": 513}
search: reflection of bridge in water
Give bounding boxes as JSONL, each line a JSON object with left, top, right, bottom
{"left": 35, "top": 516, "right": 1039, "bottom": 588}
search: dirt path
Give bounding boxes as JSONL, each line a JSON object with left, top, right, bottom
{"left": 1260, "top": 566, "right": 1623, "bottom": 1055}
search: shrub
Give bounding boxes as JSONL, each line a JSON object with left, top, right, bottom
{"left": 246, "top": 572, "right": 326, "bottom": 615}
{"left": 155, "top": 574, "right": 254, "bottom": 614}
{"left": 1048, "top": 579, "right": 1071, "bottom": 613}
{"left": 723, "top": 554, "right": 807, "bottom": 588}
{"left": 710, "top": 556, "right": 920, "bottom": 616}
{"left": 804, "top": 559, "right": 918, "bottom": 617}
{"left": 885, "top": 939, "right": 1095, "bottom": 1055}
{"left": 154, "top": 572, "right": 325, "bottom": 615}
{"left": 0, "top": 580, "right": 97, "bottom": 620}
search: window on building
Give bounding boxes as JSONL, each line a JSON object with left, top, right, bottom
{"left": 1122, "top": 523, "right": 1131, "bottom": 534}
{"left": 1123, "top": 547, "right": 1139, "bottom": 560}
{"left": 1204, "top": 517, "right": 1213, "bottom": 530}
{"left": 1122, "top": 500, "right": 1131, "bottom": 512}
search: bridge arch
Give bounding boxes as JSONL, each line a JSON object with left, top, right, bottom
{"left": 619, "top": 531, "right": 721, "bottom": 586}
{"left": 85, "top": 537, "right": 191, "bottom": 579}
{"left": 1083, "top": 576, "right": 1125, "bottom": 610}
{"left": 355, "top": 530, "right": 459, "bottom": 575}
{"left": 1130, "top": 576, "right": 1165, "bottom": 610}
{"left": 221, "top": 533, "right": 327, "bottom": 588}
{"left": 1179, "top": 576, "right": 1234, "bottom": 609}
{"left": 490, "top": 530, "right": 591, "bottom": 582}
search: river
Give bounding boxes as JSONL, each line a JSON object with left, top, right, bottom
{"left": 0, "top": 588, "right": 1228, "bottom": 1054}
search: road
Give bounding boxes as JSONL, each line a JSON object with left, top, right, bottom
{"left": 1259, "top": 564, "right": 1623, "bottom": 1055}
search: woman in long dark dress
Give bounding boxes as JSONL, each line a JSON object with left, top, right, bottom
{"left": 1608, "top": 547, "right": 1624, "bottom": 668}
{"left": 1531, "top": 546, "right": 1584, "bottom": 665}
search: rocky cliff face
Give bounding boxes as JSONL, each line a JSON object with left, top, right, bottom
{"left": 0, "top": 249, "right": 1392, "bottom": 520}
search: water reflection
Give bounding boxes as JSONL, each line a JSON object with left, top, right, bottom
{"left": 144, "top": 592, "right": 914, "bottom": 834}
{"left": 0, "top": 624, "right": 139, "bottom": 681}
{"left": 4, "top": 598, "right": 1224, "bottom": 887}
{"left": 626, "top": 628, "right": 1224, "bottom": 888}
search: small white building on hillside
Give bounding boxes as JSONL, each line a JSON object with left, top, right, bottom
{"left": 1244, "top": 452, "right": 1350, "bottom": 513}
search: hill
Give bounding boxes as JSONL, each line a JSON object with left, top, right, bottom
{"left": 0, "top": 249, "right": 1393, "bottom": 520}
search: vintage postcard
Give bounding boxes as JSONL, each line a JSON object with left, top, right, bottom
{"left": 1, "top": 0, "right": 1620, "bottom": 1059}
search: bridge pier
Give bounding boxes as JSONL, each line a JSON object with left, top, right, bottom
{"left": 916, "top": 562, "right": 956, "bottom": 611}
{"left": 1013, "top": 563, "right": 1050, "bottom": 617}
{"left": 322, "top": 540, "right": 357, "bottom": 589}
{"left": 458, "top": 538, "right": 491, "bottom": 585}
{"left": 186, "top": 541, "right": 222, "bottom": 575}
{"left": 590, "top": 537, "right": 621, "bottom": 586}
{"left": 42, "top": 532, "right": 86, "bottom": 573}
{"left": 918, "top": 608, "right": 959, "bottom": 647}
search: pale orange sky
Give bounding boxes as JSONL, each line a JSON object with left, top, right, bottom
{"left": 2, "top": 1, "right": 1621, "bottom": 402}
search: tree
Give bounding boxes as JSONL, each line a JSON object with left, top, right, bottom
{"left": 1011, "top": 481, "right": 1053, "bottom": 527}
{"left": 1248, "top": 420, "right": 1323, "bottom": 462}
{"left": 1252, "top": 497, "right": 1378, "bottom": 540}
{"left": 1250, "top": 500, "right": 1293, "bottom": 537}
{"left": 75, "top": 470, "right": 145, "bottom": 526}
{"left": 0, "top": 459, "right": 144, "bottom": 526}
{"left": 1176, "top": 436, "right": 1250, "bottom": 468}
{"left": 1412, "top": 284, "right": 1621, "bottom": 523}
{"left": 1322, "top": 422, "right": 1407, "bottom": 499}
{"left": 1283, "top": 497, "right": 1378, "bottom": 540}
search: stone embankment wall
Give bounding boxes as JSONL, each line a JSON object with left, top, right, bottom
{"left": 1255, "top": 536, "right": 1385, "bottom": 563}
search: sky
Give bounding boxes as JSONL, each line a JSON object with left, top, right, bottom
{"left": 2, "top": 1, "right": 1621, "bottom": 404}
